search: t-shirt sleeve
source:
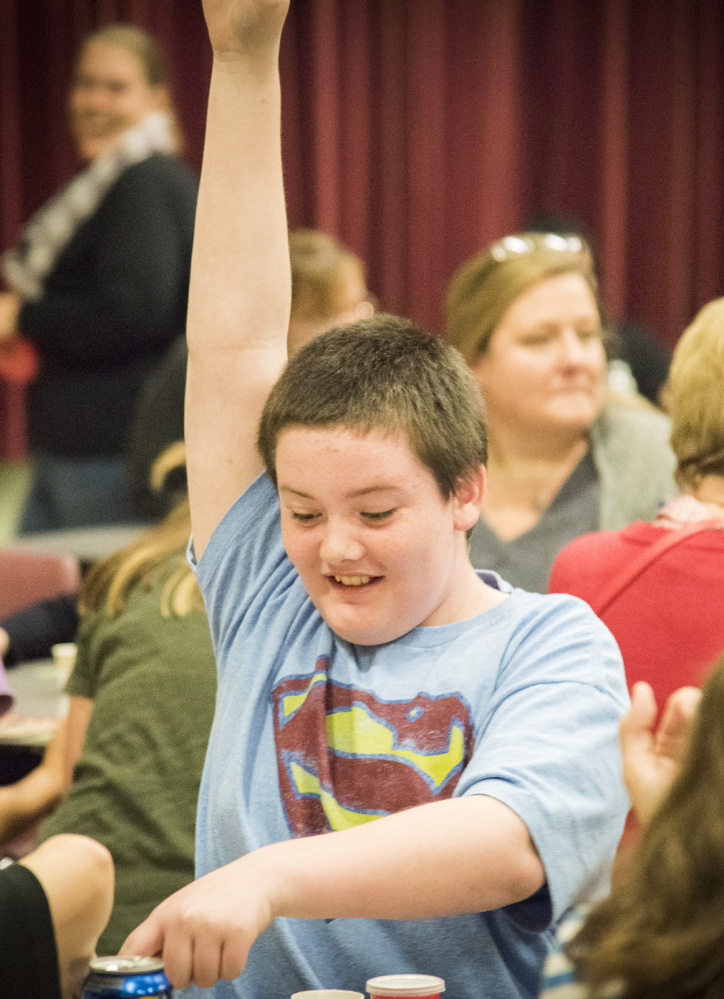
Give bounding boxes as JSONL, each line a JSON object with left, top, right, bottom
{"left": 65, "top": 609, "right": 106, "bottom": 700}
{"left": 192, "top": 474, "right": 302, "bottom": 675}
{"left": 455, "top": 595, "right": 630, "bottom": 926}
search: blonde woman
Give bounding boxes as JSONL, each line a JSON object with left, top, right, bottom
{"left": 0, "top": 446, "right": 216, "bottom": 954}
{"left": 446, "top": 234, "right": 677, "bottom": 592}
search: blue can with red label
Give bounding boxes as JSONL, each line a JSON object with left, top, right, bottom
{"left": 81, "top": 956, "right": 172, "bottom": 998}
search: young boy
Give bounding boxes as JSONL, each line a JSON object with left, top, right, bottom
{"left": 122, "top": 2, "right": 628, "bottom": 996}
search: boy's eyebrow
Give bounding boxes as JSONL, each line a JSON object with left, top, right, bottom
{"left": 279, "top": 484, "right": 403, "bottom": 500}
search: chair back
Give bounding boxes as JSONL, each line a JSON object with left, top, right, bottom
{"left": 0, "top": 548, "right": 81, "bottom": 619}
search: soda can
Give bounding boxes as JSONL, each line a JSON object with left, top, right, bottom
{"left": 81, "top": 956, "right": 172, "bottom": 998}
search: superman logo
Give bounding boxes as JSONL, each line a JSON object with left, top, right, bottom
{"left": 272, "top": 656, "right": 475, "bottom": 837}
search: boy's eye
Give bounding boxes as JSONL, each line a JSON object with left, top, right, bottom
{"left": 290, "top": 511, "right": 319, "bottom": 523}
{"left": 361, "top": 509, "right": 396, "bottom": 522}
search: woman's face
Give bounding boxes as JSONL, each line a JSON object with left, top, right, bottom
{"left": 69, "top": 40, "right": 164, "bottom": 161}
{"left": 469, "top": 272, "right": 606, "bottom": 438}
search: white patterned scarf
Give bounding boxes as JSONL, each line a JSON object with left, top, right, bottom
{"left": 1, "top": 110, "right": 176, "bottom": 302}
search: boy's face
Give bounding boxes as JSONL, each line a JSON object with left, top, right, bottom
{"left": 276, "top": 425, "right": 480, "bottom": 646}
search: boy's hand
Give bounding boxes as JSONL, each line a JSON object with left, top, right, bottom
{"left": 620, "top": 681, "right": 701, "bottom": 825}
{"left": 202, "top": 0, "right": 290, "bottom": 60}
{"left": 120, "top": 857, "right": 275, "bottom": 989}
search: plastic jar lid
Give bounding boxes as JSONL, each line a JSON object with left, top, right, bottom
{"left": 89, "top": 956, "right": 166, "bottom": 975}
{"left": 366, "top": 975, "right": 446, "bottom": 997}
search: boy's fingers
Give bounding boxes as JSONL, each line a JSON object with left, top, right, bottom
{"left": 161, "top": 930, "right": 195, "bottom": 990}
{"left": 119, "top": 916, "right": 164, "bottom": 959}
{"left": 220, "top": 933, "right": 251, "bottom": 982}
{"left": 190, "top": 935, "right": 225, "bottom": 989}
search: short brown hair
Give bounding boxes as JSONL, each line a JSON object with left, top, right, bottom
{"left": 445, "top": 233, "right": 599, "bottom": 361}
{"left": 258, "top": 315, "right": 487, "bottom": 499}
{"left": 668, "top": 297, "right": 724, "bottom": 489}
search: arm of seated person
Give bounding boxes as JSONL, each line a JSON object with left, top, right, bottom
{"left": 0, "top": 695, "right": 93, "bottom": 846}
{"left": 22, "top": 834, "right": 114, "bottom": 999}
{"left": 0, "top": 722, "right": 67, "bottom": 845}
{"left": 122, "top": 794, "right": 544, "bottom": 990}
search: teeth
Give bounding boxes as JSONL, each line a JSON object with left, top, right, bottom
{"left": 334, "top": 575, "right": 371, "bottom": 586}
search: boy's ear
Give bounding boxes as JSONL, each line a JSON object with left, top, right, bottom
{"left": 452, "top": 465, "right": 486, "bottom": 532}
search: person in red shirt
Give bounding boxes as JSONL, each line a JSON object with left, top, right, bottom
{"left": 549, "top": 297, "right": 724, "bottom": 708}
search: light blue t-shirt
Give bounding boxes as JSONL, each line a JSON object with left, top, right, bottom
{"left": 186, "top": 473, "right": 628, "bottom": 999}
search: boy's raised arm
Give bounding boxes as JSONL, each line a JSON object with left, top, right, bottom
{"left": 185, "top": 0, "right": 291, "bottom": 557}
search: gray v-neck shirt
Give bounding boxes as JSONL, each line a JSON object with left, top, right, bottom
{"left": 468, "top": 452, "right": 600, "bottom": 593}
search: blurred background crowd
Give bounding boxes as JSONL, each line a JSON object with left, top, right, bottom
{"left": 1, "top": 3, "right": 724, "bottom": 998}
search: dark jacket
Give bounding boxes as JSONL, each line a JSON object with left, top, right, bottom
{"left": 18, "top": 154, "right": 198, "bottom": 458}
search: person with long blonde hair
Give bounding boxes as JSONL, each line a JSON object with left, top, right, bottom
{"left": 0, "top": 445, "right": 216, "bottom": 954}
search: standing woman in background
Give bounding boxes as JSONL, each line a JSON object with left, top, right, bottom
{"left": 445, "top": 234, "right": 677, "bottom": 593}
{"left": 0, "top": 24, "right": 197, "bottom": 532}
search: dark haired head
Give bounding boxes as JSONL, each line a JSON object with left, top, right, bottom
{"left": 258, "top": 314, "right": 487, "bottom": 500}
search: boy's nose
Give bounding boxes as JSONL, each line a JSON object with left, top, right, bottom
{"left": 319, "top": 523, "right": 365, "bottom": 565}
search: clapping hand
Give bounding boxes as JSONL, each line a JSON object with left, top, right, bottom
{"left": 619, "top": 681, "right": 701, "bottom": 826}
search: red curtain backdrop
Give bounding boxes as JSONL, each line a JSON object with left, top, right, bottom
{"left": 2, "top": 0, "right": 723, "bottom": 456}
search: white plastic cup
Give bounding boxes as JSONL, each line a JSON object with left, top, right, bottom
{"left": 366, "top": 976, "right": 446, "bottom": 999}
{"left": 51, "top": 642, "right": 77, "bottom": 689}
{"left": 292, "top": 992, "right": 364, "bottom": 999}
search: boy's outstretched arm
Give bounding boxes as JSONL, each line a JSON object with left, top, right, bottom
{"left": 186, "top": 0, "right": 291, "bottom": 558}
{"left": 121, "top": 795, "right": 544, "bottom": 989}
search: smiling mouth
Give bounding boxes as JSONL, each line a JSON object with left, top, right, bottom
{"left": 330, "top": 575, "right": 381, "bottom": 587}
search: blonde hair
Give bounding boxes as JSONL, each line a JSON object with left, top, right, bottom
{"left": 445, "top": 232, "right": 599, "bottom": 361}
{"left": 667, "top": 298, "right": 724, "bottom": 490}
{"left": 80, "top": 444, "right": 201, "bottom": 618}
{"left": 289, "top": 229, "right": 365, "bottom": 322}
